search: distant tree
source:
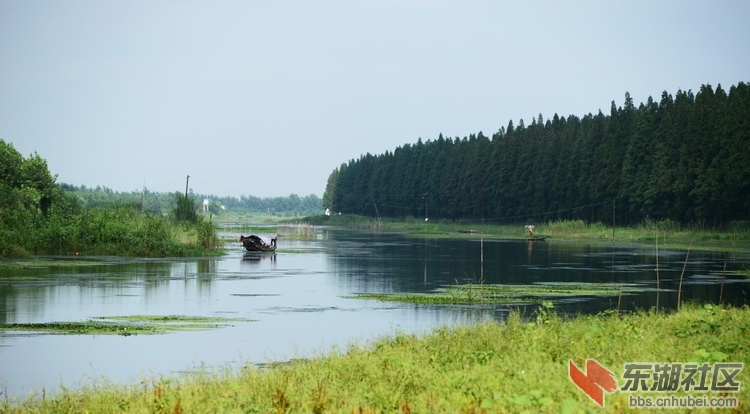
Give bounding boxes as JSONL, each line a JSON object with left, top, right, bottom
{"left": 719, "top": 83, "right": 750, "bottom": 221}
{"left": 172, "top": 193, "right": 198, "bottom": 224}
{"left": 20, "top": 152, "right": 58, "bottom": 215}
{"left": 323, "top": 166, "right": 340, "bottom": 211}
{"left": 0, "top": 139, "right": 24, "bottom": 188}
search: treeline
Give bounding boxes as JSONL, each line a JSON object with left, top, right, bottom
{"left": 212, "top": 193, "right": 322, "bottom": 216}
{"left": 59, "top": 184, "right": 323, "bottom": 217}
{"left": 324, "top": 83, "right": 750, "bottom": 226}
{"left": 0, "top": 140, "right": 218, "bottom": 257}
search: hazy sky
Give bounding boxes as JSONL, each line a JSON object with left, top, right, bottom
{"left": 2, "top": 1, "right": 748, "bottom": 198}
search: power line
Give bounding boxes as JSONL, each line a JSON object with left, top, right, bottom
{"left": 144, "top": 177, "right": 185, "bottom": 192}
{"left": 189, "top": 176, "right": 257, "bottom": 197}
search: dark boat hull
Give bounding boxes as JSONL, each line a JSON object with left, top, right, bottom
{"left": 244, "top": 244, "right": 277, "bottom": 252}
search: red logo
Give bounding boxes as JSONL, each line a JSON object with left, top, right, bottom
{"left": 569, "top": 359, "right": 617, "bottom": 407}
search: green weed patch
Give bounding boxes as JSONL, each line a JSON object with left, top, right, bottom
{"left": 349, "top": 281, "right": 648, "bottom": 305}
{"left": 0, "top": 315, "right": 252, "bottom": 336}
{"left": 0, "top": 259, "right": 104, "bottom": 269}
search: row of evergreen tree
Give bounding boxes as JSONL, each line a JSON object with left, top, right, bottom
{"left": 323, "top": 83, "right": 750, "bottom": 226}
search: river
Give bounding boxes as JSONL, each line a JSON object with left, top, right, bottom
{"left": 1, "top": 226, "right": 748, "bottom": 398}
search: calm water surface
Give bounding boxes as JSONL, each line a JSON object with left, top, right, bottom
{"left": 1, "top": 227, "right": 748, "bottom": 398}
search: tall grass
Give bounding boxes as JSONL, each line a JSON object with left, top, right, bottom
{"left": 4, "top": 303, "right": 747, "bottom": 413}
{"left": 37, "top": 205, "right": 222, "bottom": 257}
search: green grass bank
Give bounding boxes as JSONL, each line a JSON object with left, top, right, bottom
{"left": 4, "top": 303, "right": 747, "bottom": 413}
{"left": 303, "top": 215, "right": 750, "bottom": 252}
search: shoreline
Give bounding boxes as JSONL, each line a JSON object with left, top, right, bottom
{"left": 299, "top": 215, "right": 750, "bottom": 253}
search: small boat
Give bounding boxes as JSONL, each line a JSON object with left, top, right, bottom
{"left": 528, "top": 237, "right": 546, "bottom": 242}
{"left": 240, "top": 235, "right": 277, "bottom": 252}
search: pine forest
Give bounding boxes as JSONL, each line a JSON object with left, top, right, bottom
{"left": 323, "top": 83, "right": 750, "bottom": 227}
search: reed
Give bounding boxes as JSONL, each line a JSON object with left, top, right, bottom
{"left": 677, "top": 240, "right": 694, "bottom": 310}
{"left": 655, "top": 231, "right": 660, "bottom": 312}
{"left": 277, "top": 223, "right": 317, "bottom": 238}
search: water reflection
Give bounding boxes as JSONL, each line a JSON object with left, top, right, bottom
{"left": 242, "top": 251, "right": 277, "bottom": 264}
{"left": 0, "top": 228, "right": 748, "bottom": 398}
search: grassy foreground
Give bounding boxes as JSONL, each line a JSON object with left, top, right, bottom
{"left": 4, "top": 304, "right": 747, "bottom": 413}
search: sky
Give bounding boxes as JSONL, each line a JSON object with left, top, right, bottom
{"left": 1, "top": 1, "right": 748, "bottom": 198}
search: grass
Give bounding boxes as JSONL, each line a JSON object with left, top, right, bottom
{"left": 349, "top": 282, "right": 648, "bottom": 306}
{"left": 302, "top": 215, "right": 750, "bottom": 252}
{"left": 3, "top": 303, "right": 747, "bottom": 413}
{"left": 170, "top": 224, "right": 224, "bottom": 256}
{"left": 0, "top": 315, "right": 252, "bottom": 336}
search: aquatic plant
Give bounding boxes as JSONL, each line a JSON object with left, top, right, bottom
{"left": 0, "top": 315, "right": 252, "bottom": 336}
{"left": 349, "top": 281, "right": 648, "bottom": 306}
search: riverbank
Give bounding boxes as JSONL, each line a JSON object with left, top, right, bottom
{"left": 4, "top": 303, "right": 747, "bottom": 413}
{"left": 303, "top": 215, "right": 750, "bottom": 252}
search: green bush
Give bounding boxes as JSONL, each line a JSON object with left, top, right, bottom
{"left": 14, "top": 203, "right": 220, "bottom": 258}
{"left": 172, "top": 193, "right": 198, "bottom": 224}
{"left": 196, "top": 216, "right": 219, "bottom": 250}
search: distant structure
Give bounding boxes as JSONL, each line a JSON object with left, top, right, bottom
{"left": 203, "top": 199, "right": 209, "bottom": 211}
{"left": 325, "top": 208, "right": 331, "bottom": 216}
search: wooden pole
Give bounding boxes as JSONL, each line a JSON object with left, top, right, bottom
{"left": 185, "top": 175, "right": 190, "bottom": 198}
{"left": 480, "top": 235, "right": 484, "bottom": 282}
{"left": 612, "top": 198, "right": 615, "bottom": 240}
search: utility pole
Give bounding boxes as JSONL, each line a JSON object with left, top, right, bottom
{"left": 423, "top": 193, "right": 429, "bottom": 221}
{"left": 141, "top": 179, "right": 146, "bottom": 210}
{"left": 185, "top": 175, "right": 190, "bottom": 199}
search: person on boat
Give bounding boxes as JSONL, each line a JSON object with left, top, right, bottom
{"left": 271, "top": 233, "right": 277, "bottom": 247}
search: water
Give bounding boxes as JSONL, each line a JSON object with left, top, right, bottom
{"left": 1, "top": 227, "right": 748, "bottom": 398}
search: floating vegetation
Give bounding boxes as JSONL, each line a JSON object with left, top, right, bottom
{"left": 268, "top": 306, "right": 341, "bottom": 313}
{"left": 350, "top": 282, "right": 648, "bottom": 305}
{"left": 230, "top": 293, "right": 280, "bottom": 297}
{"left": 0, "top": 259, "right": 106, "bottom": 269}
{"left": 0, "top": 315, "right": 253, "bottom": 336}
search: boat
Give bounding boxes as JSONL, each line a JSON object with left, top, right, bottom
{"left": 528, "top": 237, "right": 546, "bottom": 242}
{"left": 240, "top": 235, "right": 277, "bottom": 252}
